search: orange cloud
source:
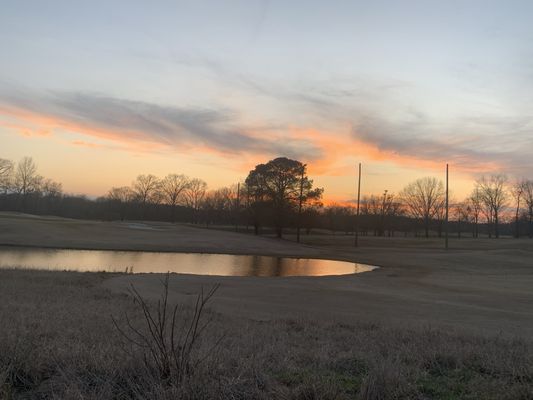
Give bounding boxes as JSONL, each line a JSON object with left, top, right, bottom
{"left": 1, "top": 105, "right": 169, "bottom": 154}
{"left": 0, "top": 100, "right": 502, "bottom": 195}
{"left": 284, "top": 126, "right": 501, "bottom": 178}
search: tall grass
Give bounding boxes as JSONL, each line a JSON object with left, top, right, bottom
{"left": 0, "top": 269, "right": 532, "bottom": 399}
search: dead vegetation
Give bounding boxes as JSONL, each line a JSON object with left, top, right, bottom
{"left": 0, "top": 269, "right": 532, "bottom": 399}
{"left": 112, "top": 274, "right": 222, "bottom": 386}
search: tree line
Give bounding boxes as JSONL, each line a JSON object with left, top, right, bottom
{"left": 1, "top": 155, "right": 532, "bottom": 239}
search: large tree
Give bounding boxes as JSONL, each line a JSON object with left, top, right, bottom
{"left": 400, "top": 177, "right": 445, "bottom": 238}
{"left": 200, "top": 186, "right": 234, "bottom": 227}
{"left": 184, "top": 178, "right": 207, "bottom": 223}
{"left": 361, "top": 191, "right": 400, "bottom": 236}
{"left": 107, "top": 186, "right": 134, "bottom": 220}
{"left": 161, "top": 174, "right": 190, "bottom": 222}
{"left": 245, "top": 157, "right": 323, "bottom": 238}
{"left": 475, "top": 175, "right": 508, "bottom": 238}
{"left": 468, "top": 187, "right": 483, "bottom": 238}
{"left": 13, "top": 156, "right": 42, "bottom": 197}
{"left": 0, "top": 158, "right": 14, "bottom": 194}
{"left": 41, "top": 178, "right": 63, "bottom": 198}
{"left": 132, "top": 174, "right": 161, "bottom": 219}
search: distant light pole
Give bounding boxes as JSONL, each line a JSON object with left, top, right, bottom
{"left": 354, "top": 163, "right": 362, "bottom": 247}
{"left": 235, "top": 182, "right": 240, "bottom": 232}
{"left": 381, "top": 189, "right": 388, "bottom": 236}
{"left": 296, "top": 164, "right": 306, "bottom": 243}
{"left": 445, "top": 164, "right": 449, "bottom": 250}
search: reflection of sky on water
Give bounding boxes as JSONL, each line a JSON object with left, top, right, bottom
{"left": 0, "top": 248, "right": 376, "bottom": 276}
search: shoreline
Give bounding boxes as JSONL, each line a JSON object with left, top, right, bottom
{"left": 0, "top": 242, "right": 363, "bottom": 265}
{"left": 2, "top": 212, "right": 533, "bottom": 337}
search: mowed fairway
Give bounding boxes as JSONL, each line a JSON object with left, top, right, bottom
{"left": 1, "top": 212, "right": 533, "bottom": 337}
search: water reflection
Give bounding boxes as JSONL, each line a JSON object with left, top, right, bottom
{"left": 0, "top": 247, "right": 377, "bottom": 276}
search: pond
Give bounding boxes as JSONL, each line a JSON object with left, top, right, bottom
{"left": 0, "top": 247, "right": 377, "bottom": 277}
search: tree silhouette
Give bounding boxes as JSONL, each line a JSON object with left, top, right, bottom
{"left": 245, "top": 157, "right": 323, "bottom": 238}
{"left": 184, "top": 178, "right": 207, "bottom": 223}
{"left": 107, "top": 186, "right": 134, "bottom": 220}
{"left": 467, "top": 188, "right": 483, "bottom": 238}
{"left": 133, "top": 174, "right": 161, "bottom": 219}
{"left": 400, "top": 177, "right": 445, "bottom": 238}
{"left": 0, "top": 158, "right": 13, "bottom": 194}
{"left": 476, "top": 175, "right": 508, "bottom": 238}
{"left": 161, "top": 174, "right": 190, "bottom": 222}
{"left": 13, "top": 157, "right": 41, "bottom": 197}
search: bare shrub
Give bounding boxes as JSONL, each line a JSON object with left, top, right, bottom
{"left": 112, "top": 273, "right": 221, "bottom": 387}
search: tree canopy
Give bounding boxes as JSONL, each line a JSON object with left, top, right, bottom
{"left": 245, "top": 157, "right": 323, "bottom": 237}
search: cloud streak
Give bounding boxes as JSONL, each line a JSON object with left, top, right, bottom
{"left": 2, "top": 78, "right": 533, "bottom": 180}
{"left": 351, "top": 110, "right": 533, "bottom": 176}
{"left": 0, "top": 85, "right": 324, "bottom": 161}
{"left": 176, "top": 57, "right": 533, "bottom": 177}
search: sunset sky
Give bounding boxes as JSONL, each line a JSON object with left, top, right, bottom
{"left": 1, "top": 1, "right": 532, "bottom": 201}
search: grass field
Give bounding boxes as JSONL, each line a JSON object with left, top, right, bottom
{"left": 1, "top": 212, "right": 533, "bottom": 398}
{"left": 1, "top": 269, "right": 532, "bottom": 399}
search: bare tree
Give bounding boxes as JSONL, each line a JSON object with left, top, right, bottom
{"left": 467, "top": 188, "right": 483, "bottom": 238}
{"left": 184, "top": 178, "right": 207, "bottom": 223}
{"left": 325, "top": 204, "right": 353, "bottom": 235}
{"left": 453, "top": 201, "right": 471, "bottom": 239}
{"left": 41, "top": 178, "right": 63, "bottom": 197}
{"left": 434, "top": 193, "right": 449, "bottom": 238}
{"left": 200, "top": 186, "right": 234, "bottom": 227}
{"left": 108, "top": 186, "right": 134, "bottom": 220}
{"left": 133, "top": 175, "right": 161, "bottom": 203}
{"left": 108, "top": 186, "right": 134, "bottom": 203}
{"left": 400, "top": 177, "right": 445, "bottom": 238}
{"left": 475, "top": 175, "right": 508, "bottom": 238}
{"left": 133, "top": 174, "right": 161, "bottom": 219}
{"left": 0, "top": 158, "right": 14, "bottom": 194}
{"left": 161, "top": 174, "right": 190, "bottom": 222}
{"left": 384, "top": 196, "right": 404, "bottom": 237}
{"left": 360, "top": 191, "right": 397, "bottom": 236}
{"left": 13, "top": 156, "right": 42, "bottom": 196}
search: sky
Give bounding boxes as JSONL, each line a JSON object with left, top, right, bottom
{"left": 1, "top": 0, "right": 533, "bottom": 201}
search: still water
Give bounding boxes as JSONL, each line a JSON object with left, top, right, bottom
{"left": 0, "top": 247, "right": 377, "bottom": 277}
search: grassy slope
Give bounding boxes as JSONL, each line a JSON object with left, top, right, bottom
{"left": 1, "top": 269, "right": 532, "bottom": 400}
{"left": 2, "top": 212, "right": 533, "bottom": 335}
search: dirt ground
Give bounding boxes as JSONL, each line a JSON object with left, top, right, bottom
{"left": 1, "top": 212, "right": 533, "bottom": 337}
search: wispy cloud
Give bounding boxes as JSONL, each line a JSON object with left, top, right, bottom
{"left": 170, "top": 58, "right": 533, "bottom": 176}
{"left": 351, "top": 110, "right": 533, "bottom": 176}
{"left": 2, "top": 76, "right": 533, "bottom": 179}
{"left": 0, "top": 84, "right": 323, "bottom": 161}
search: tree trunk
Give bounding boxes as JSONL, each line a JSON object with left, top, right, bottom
{"left": 171, "top": 205, "right": 176, "bottom": 223}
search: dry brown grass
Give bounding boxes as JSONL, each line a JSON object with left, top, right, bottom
{"left": 1, "top": 269, "right": 532, "bottom": 399}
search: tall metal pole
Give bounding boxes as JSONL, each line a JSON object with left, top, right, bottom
{"left": 381, "top": 189, "right": 388, "bottom": 237}
{"left": 445, "top": 163, "right": 449, "bottom": 250}
{"left": 235, "top": 182, "right": 240, "bottom": 232}
{"left": 354, "top": 163, "right": 361, "bottom": 247}
{"left": 296, "top": 164, "right": 306, "bottom": 243}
